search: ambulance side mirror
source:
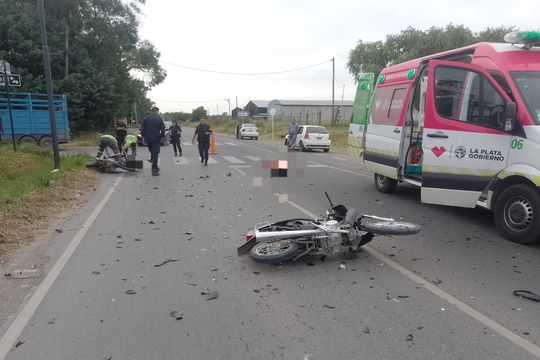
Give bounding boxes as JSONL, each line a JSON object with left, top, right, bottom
{"left": 504, "top": 101, "right": 517, "bottom": 132}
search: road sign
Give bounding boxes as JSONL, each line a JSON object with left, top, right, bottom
{"left": 269, "top": 108, "right": 276, "bottom": 116}
{"left": 0, "top": 74, "right": 21, "bottom": 87}
{"left": 238, "top": 111, "right": 249, "bottom": 117}
{"left": 0, "top": 61, "right": 11, "bottom": 75}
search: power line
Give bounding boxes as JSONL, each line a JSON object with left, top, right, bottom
{"left": 161, "top": 59, "right": 332, "bottom": 76}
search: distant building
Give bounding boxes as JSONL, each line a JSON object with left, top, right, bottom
{"left": 244, "top": 100, "right": 269, "bottom": 118}
{"left": 267, "top": 99, "right": 354, "bottom": 123}
{"left": 231, "top": 107, "right": 243, "bottom": 118}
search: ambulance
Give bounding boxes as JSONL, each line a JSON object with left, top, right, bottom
{"left": 362, "top": 31, "right": 540, "bottom": 244}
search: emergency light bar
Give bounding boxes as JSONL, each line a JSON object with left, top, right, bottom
{"left": 504, "top": 31, "right": 540, "bottom": 49}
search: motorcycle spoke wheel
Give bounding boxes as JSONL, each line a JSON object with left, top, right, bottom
{"left": 249, "top": 240, "right": 300, "bottom": 264}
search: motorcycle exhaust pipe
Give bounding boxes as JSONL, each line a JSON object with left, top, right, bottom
{"left": 254, "top": 229, "right": 322, "bottom": 242}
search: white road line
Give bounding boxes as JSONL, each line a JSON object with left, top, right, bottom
{"left": 0, "top": 177, "right": 124, "bottom": 359}
{"left": 306, "top": 164, "right": 328, "bottom": 168}
{"left": 207, "top": 157, "right": 218, "bottom": 164}
{"left": 174, "top": 157, "right": 189, "bottom": 165}
{"left": 308, "top": 161, "right": 371, "bottom": 178}
{"left": 245, "top": 156, "right": 261, "bottom": 162}
{"left": 230, "top": 166, "right": 247, "bottom": 176}
{"left": 222, "top": 156, "right": 245, "bottom": 164}
{"left": 273, "top": 193, "right": 540, "bottom": 360}
{"left": 226, "top": 142, "right": 238, "bottom": 146}
{"left": 182, "top": 142, "right": 192, "bottom": 146}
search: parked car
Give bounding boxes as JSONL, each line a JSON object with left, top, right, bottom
{"left": 285, "top": 125, "right": 331, "bottom": 152}
{"left": 137, "top": 121, "right": 171, "bottom": 146}
{"left": 236, "top": 123, "right": 259, "bottom": 140}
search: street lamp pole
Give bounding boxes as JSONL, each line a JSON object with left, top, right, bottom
{"left": 37, "top": 0, "right": 61, "bottom": 170}
{"left": 224, "top": 99, "right": 231, "bottom": 117}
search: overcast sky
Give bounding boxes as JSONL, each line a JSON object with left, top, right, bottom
{"left": 139, "top": 0, "right": 538, "bottom": 114}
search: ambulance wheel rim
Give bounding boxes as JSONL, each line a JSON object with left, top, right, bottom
{"left": 376, "top": 174, "right": 386, "bottom": 187}
{"left": 504, "top": 196, "right": 533, "bottom": 231}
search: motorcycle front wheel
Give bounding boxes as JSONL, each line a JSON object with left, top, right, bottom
{"left": 362, "top": 221, "right": 420, "bottom": 236}
{"left": 250, "top": 240, "right": 300, "bottom": 264}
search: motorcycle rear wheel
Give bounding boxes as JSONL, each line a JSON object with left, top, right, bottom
{"left": 250, "top": 240, "right": 300, "bottom": 263}
{"left": 362, "top": 221, "right": 420, "bottom": 236}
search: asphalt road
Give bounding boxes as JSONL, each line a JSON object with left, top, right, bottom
{"left": 0, "top": 129, "right": 539, "bottom": 360}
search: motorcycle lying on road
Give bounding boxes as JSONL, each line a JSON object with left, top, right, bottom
{"left": 86, "top": 154, "right": 142, "bottom": 173}
{"left": 238, "top": 193, "right": 420, "bottom": 264}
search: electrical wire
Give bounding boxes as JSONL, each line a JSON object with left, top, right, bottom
{"left": 161, "top": 59, "right": 332, "bottom": 76}
{"left": 152, "top": 99, "right": 227, "bottom": 104}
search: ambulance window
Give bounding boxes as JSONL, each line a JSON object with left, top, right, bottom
{"left": 370, "top": 85, "right": 407, "bottom": 126}
{"left": 435, "top": 66, "right": 506, "bottom": 130}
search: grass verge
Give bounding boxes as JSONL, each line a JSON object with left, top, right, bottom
{"left": 0, "top": 144, "right": 98, "bottom": 264}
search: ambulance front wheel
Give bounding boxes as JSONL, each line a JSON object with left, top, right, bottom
{"left": 374, "top": 174, "right": 397, "bottom": 194}
{"left": 495, "top": 184, "right": 540, "bottom": 245}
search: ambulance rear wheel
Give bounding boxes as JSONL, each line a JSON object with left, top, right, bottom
{"left": 374, "top": 174, "right": 397, "bottom": 193}
{"left": 495, "top": 184, "right": 540, "bottom": 244}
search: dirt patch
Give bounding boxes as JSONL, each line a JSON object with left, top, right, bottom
{"left": 0, "top": 168, "right": 99, "bottom": 267}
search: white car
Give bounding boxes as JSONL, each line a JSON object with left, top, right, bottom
{"left": 236, "top": 123, "right": 259, "bottom": 140}
{"left": 286, "top": 125, "right": 331, "bottom": 152}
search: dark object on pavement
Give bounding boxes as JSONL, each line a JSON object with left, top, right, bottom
{"left": 322, "top": 304, "right": 335, "bottom": 309}
{"left": 154, "top": 258, "right": 180, "bottom": 268}
{"left": 513, "top": 290, "right": 540, "bottom": 302}
{"left": 15, "top": 340, "right": 25, "bottom": 348}
{"left": 125, "top": 289, "right": 136, "bottom": 295}
{"left": 170, "top": 311, "right": 184, "bottom": 320}
{"left": 406, "top": 334, "right": 414, "bottom": 342}
{"left": 201, "top": 290, "right": 218, "bottom": 300}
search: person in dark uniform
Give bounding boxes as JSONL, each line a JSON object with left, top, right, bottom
{"left": 115, "top": 119, "right": 128, "bottom": 149}
{"left": 169, "top": 121, "right": 182, "bottom": 157}
{"left": 192, "top": 117, "right": 212, "bottom": 166}
{"left": 0, "top": 115, "right": 3, "bottom": 141}
{"left": 141, "top": 106, "right": 165, "bottom": 176}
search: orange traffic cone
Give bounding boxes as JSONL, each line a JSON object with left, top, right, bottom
{"left": 210, "top": 133, "right": 216, "bottom": 154}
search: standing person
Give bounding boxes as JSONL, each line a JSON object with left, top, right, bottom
{"left": 287, "top": 119, "right": 299, "bottom": 151}
{"left": 115, "top": 119, "right": 128, "bottom": 149}
{"left": 192, "top": 117, "right": 212, "bottom": 166}
{"left": 141, "top": 106, "right": 165, "bottom": 176}
{"left": 169, "top": 121, "right": 182, "bottom": 157}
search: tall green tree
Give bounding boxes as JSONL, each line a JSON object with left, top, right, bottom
{"left": 347, "top": 24, "right": 517, "bottom": 80}
{"left": 0, "top": 0, "right": 166, "bottom": 131}
{"left": 191, "top": 106, "right": 207, "bottom": 122}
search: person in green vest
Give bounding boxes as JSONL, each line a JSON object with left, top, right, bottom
{"left": 122, "top": 134, "right": 137, "bottom": 156}
{"left": 96, "top": 134, "right": 123, "bottom": 161}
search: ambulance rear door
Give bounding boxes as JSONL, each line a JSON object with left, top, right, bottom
{"left": 422, "top": 60, "right": 513, "bottom": 207}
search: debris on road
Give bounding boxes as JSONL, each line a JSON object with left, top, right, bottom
{"left": 338, "top": 263, "right": 346, "bottom": 270}
{"left": 55, "top": 229, "right": 63, "bottom": 233}
{"left": 184, "top": 231, "right": 193, "bottom": 235}
{"left": 125, "top": 290, "right": 136, "bottom": 295}
{"left": 47, "top": 318, "right": 55, "bottom": 325}
{"left": 116, "top": 235, "right": 122, "bottom": 239}
{"left": 225, "top": 172, "right": 232, "bottom": 177}
{"left": 134, "top": 238, "right": 143, "bottom": 242}
{"left": 92, "top": 271, "right": 101, "bottom": 275}
{"left": 432, "top": 278, "right": 443, "bottom": 285}
{"left": 201, "top": 290, "right": 218, "bottom": 300}
{"left": 363, "top": 327, "right": 370, "bottom": 334}
{"left": 153, "top": 259, "right": 180, "bottom": 268}
{"left": 4, "top": 268, "right": 40, "bottom": 279}
{"left": 513, "top": 290, "right": 540, "bottom": 303}
{"left": 322, "top": 304, "right": 335, "bottom": 309}
{"left": 15, "top": 340, "right": 25, "bottom": 348}
{"left": 406, "top": 334, "right": 414, "bottom": 342}
{"left": 148, "top": 221, "right": 155, "bottom": 224}
{"left": 170, "top": 311, "right": 184, "bottom": 320}
{"left": 185, "top": 282, "right": 198, "bottom": 286}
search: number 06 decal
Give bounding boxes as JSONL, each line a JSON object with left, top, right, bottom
{"left": 511, "top": 139, "right": 524, "bottom": 150}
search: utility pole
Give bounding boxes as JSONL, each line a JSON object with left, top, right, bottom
{"left": 340, "top": 84, "right": 345, "bottom": 124}
{"left": 38, "top": 0, "right": 61, "bottom": 170}
{"left": 133, "top": 101, "right": 138, "bottom": 125}
{"left": 224, "top": 99, "right": 231, "bottom": 117}
{"left": 331, "top": 57, "right": 335, "bottom": 125}
{"left": 64, "top": 24, "right": 69, "bottom": 78}
{"left": 235, "top": 96, "right": 238, "bottom": 109}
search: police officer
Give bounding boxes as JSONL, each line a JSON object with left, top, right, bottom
{"left": 141, "top": 106, "right": 165, "bottom": 176}
{"left": 192, "top": 117, "right": 212, "bottom": 166}
{"left": 169, "top": 121, "right": 182, "bottom": 157}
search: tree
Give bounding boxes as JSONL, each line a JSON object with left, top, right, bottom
{"left": 191, "top": 106, "right": 207, "bottom": 122}
{"left": 0, "top": 0, "right": 166, "bottom": 131}
{"left": 347, "top": 24, "right": 518, "bottom": 80}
